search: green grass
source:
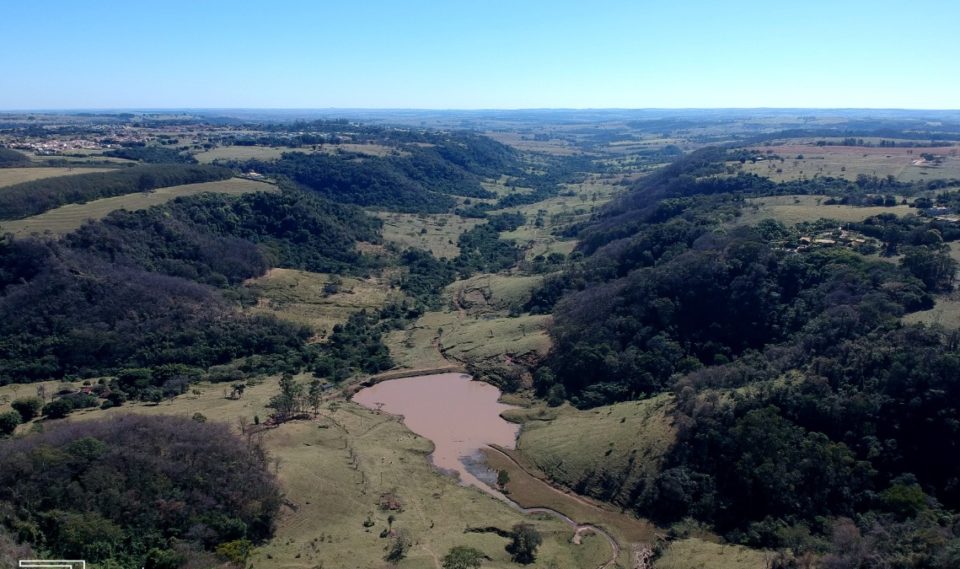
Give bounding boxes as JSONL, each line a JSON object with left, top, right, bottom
{"left": 1, "top": 178, "right": 276, "bottom": 236}
{"left": 737, "top": 195, "right": 913, "bottom": 226}
{"left": 377, "top": 212, "right": 483, "bottom": 259}
{"left": 0, "top": 166, "right": 115, "bottom": 187}
{"left": 516, "top": 396, "right": 677, "bottom": 507}
{"left": 244, "top": 268, "right": 395, "bottom": 337}
{"left": 654, "top": 538, "right": 769, "bottom": 569}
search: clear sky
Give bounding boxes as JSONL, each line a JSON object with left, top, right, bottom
{"left": 2, "top": 0, "right": 958, "bottom": 110}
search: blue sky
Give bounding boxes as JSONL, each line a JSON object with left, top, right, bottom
{"left": 2, "top": 0, "right": 958, "bottom": 110}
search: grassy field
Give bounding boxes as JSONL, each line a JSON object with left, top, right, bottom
{"left": 737, "top": 194, "right": 913, "bottom": 226}
{"left": 384, "top": 274, "right": 553, "bottom": 373}
{"left": 244, "top": 268, "right": 395, "bottom": 337}
{"left": 0, "top": 166, "right": 115, "bottom": 187}
{"left": 500, "top": 175, "right": 621, "bottom": 261}
{"left": 1, "top": 178, "right": 276, "bottom": 237}
{"left": 742, "top": 144, "right": 960, "bottom": 183}
{"left": 654, "top": 538, "right": 769, "bottom": 569}
{"left": 197, "top": 143, "right": 399, "bottom": 164}
{"left": 0, "top": 377, "right": 609, "bottom": 569}
{"left": 902, "top": 245, "right": 960, "bottom": 328}
{"left": 377, "top": 212, "right": 483, "bottom": 259}
{"left": 515, "top": 396, "right": 676, "bottom": 507}
{"left": 195, "top": 145, "right": 304, "bottom": 163}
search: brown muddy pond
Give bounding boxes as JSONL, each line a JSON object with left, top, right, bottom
{"left": 353, "top": 372, "right": 519, "bottom": 492}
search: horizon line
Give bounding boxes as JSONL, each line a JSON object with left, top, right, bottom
{"left": 2, "top": 106, "right": 960, "bottom": 113}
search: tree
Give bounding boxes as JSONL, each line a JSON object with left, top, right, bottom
{"left": 497, "top": 469, "right": 510, "bottom": 489}
{"left": 442, "top": 545, "right": 485, "bottom": 569}
{"left": 11, "top": 397, "right": 43, "bottom": 421}
{"left": 231, "top": 383, "right": 246, "bottom": 399}
{"left": 268, "top": 373, "right": 304, "bottom": 423}
{"left": 0, "top": 411, "right": 20, "bottom": 436}
{"left": 308, "top": 379, "right": 323, "bottom": 415}
{"left": 506, "top": 524, "right": 541, "bottom": 564}
{"left": 42, "top": 399, "right": 74, "bottom": 420}
{"left": 385, "top": 529, "right": 411, "bottom": 562}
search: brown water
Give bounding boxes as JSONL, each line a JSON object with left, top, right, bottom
{"left": 352, "top": 372, "right": 519, "bottom": 492}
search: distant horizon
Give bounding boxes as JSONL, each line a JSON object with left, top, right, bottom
{"left": 3, "top": 106, "right": 960, "bottom": 113}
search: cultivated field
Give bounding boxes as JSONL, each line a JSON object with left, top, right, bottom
{"left": 1, "top": 177, "right": 276, "bottom": 236}
{"left": 737, "top": 194, "right": 913, "bottom": 226}
{"left": 244, "top": 268, "right": 395, "bottom": 337}
{"left": 742, "top": 143, "right": 960, "bottom": 183}
{"left": 0, "top": 166, "right": 115, "bottom": 187}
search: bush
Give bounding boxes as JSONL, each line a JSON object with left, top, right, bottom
{"left": 0, "top": 411, "right": 20, "bottom": 435}
{"left": 42, "top": 399, "right": 73, "bottom": 420}
{"left": 11, "top": 397, "right": 43, "bottom": 421}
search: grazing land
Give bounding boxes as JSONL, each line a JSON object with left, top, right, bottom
{"left": 654, "top": 538, "right": 768, "bottom": 569}
{"left": 0, "top": 166, "right": 115, "bottom": 187}
{"left": 1, "top": 177, "right": 275, "bottom": 236}
{"left": 378, "top": 212, "right": 484, "bottom": 259}
{"left": 743, "top": 143, "right": 960, "bottom": 182}
{"left": 737, "top": 194, "right": 913, "bottom": 226}
{"left": 244, "top": 268, "right": 394, "bottom": 337}
{"left": 516, "top": 396, "right": 677, "bottom": 507}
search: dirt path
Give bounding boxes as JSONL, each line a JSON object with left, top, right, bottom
{"left": 484, "top": 445, "right": 623, "bottom": 569}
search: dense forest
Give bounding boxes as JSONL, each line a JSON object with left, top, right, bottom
{"left": 0, "top": 148, "right": 31, "bottom": 167}
{"left": 0, "top": 414, "right": 281, "bottom": 568}
{"left": 0, "top": 164, "right": 232, "bottom": 219}
{"left": 532, "top": 148, "right": 960, "bottom": 562}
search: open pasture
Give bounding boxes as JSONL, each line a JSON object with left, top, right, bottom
{"left": 244, "top": 268, "right": 394, "bottom": 337}
{"left": 743, "top": 143, "right": 960, "bottom": 183}
{"left": 737, "top": 194, "right": 913, "bottom": 226}
{"left": 1, "top": 177, "right": 275, "bottom": 236}
{"left": 377, "top": 212, "right": 483, "bottom": 259}
{"left": 0, "top": 166, "right": 114, "bottom": 187}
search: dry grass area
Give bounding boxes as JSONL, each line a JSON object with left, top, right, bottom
{"left": 197, "top": 143, "right": 399, "bottom": 164}
{"left": 654, "top": 537, "right": 769, "bottom": 569}
{"left": 385, "top": 274, "right": 553, "bottom": 373}
{"left": 377, "top": 212, "right": 483, "bottom": 259}
{"left": 195, "top": 145, "right": 304, "bottom": 163}
{"left": 1, "top": 178, "right": 276, "bottom": 237}
{"left": 500, "top": 175, "right": 622, "bottom": 260}
{"left": 743, "top": 144, "right": 960, "bottom": 183}
{"left": 516, "top": 396, "right": 677, "bottom": 508}
{"left": 244, "top": 268, "right": 395, "bottom": 337}
{"left": 737, "top": 195, "right": 913, "bottom": 227}
{"left": 0, "top": 166, "right": 115, "bottom": 187}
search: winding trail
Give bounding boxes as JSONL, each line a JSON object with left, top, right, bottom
{"left": 483, "top": 445, "right": 622, "bottom": 569}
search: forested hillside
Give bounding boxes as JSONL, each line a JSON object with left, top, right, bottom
{"left": 0, "top": 190, "right": 380, "bottom": 384}
{"left": 532, "top": 148, "right": 960, "bottom": 562}
{"left": 0, "top": 415, "right": 281, "bottom": 567}
{"left": 235, "top": 133, "right": 519, "bottom": 212}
